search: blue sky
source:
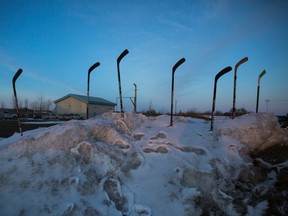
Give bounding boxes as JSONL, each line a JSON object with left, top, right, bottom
{"left": 1, "top": 0, "right": 288, "bottom": 115}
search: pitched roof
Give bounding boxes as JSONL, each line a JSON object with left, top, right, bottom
{"left": 54, "top": 94, "right": 116, "bottom": 106}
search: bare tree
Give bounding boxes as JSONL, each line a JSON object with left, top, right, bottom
{"left": 44, "top": 98, "right": 53, "bottom": 111}
{"left": 25, "top": 98, "right": 28, "bottom": 109}
{"left": 11, "top": 95, "right": 16, "bottom": 109}
{"left": 30, "top": 95, "right": 53, "bottom": 118}
{"left": 1, "top": 101, "right": 5, "bottom": 111}
{"left": 24, "top": 98, "right": 29, "bottom": 117}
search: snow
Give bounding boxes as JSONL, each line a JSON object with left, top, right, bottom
{"left": 0, "top": 112, "right": 287, "bottom": 215}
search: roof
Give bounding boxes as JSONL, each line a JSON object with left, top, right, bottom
{"left": 54, "top": 94, "right": 116, "bottom": 106}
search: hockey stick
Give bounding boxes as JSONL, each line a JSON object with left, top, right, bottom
{"left": 117, "top": 49, "right": 129, "bottom": 117}
{"left": 256, "top": 70, "right": 266, "bottom": 113}
{"left": 12, "top": 68, "right": 23, "bottom": 136}
{"left": 170, "top": 58, "right": 186, "bottom": 126}
{"left": 87, "top": 62, "right": 100, "bottom": 119}
{"left": 210, "top": 66, "right": 232, "bottom": 131}
{"left": 232, "top": 57, "right": 248, "bottom": 118}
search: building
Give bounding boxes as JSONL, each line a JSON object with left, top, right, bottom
{"left": 54, "top": 94, "right": 116, "bottom": 119}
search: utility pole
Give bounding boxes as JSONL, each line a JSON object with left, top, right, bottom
{"left": 264, "top": 99, "right": 288, "bottom": 113}
{"left": 265, "top": 99, "right": 270, "bottom": 112}
{"left": 133, "top": 83, "right": 137, "bottom": 113}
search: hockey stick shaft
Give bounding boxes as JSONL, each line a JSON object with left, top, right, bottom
{"left": 117, "top": 49, "right": 129, "bottom": 117}
{"left": 12, "top": 69, "right": 23, "bottom": 136}
{"left": 87, "top": 62, "right": 100, "bottom": 119}
{"left": 210, "top": 66, "right": 232, "bottom": 131}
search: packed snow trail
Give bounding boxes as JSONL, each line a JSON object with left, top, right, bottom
{"left": 0, "top": 112, "right": 287, "bottom": 215}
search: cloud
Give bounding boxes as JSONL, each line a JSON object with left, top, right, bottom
{"left": 200, "top": 0, "right": 229, "bottom": 21}
{"left": 0, "top": 51, "right": 20, "bottom": 73}
{"left": 159, "top": 17, "right": 194, "bottom": 33}
{"left": 0, "top": 51, "right": 82, "bottom": 97}
{"left": 24, "top": 70, "right": 82, "bottom": 94}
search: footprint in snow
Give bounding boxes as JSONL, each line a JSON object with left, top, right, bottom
{"left": 150, "top": 131, "right": 167, "bottom": 139}
{"left": 134, "top": 204, "right": 152, "bottom": 216}
{"left": 143, "top": 132, "right": 170, "bottom": 153}
{"left": 133, "top": 133, "right": 145, "bottom": 141}
{"left": 175, "top": 146, "right": 207, "bottom": 155}
{"left": 102, "top": 177, "right": 125, "bottom": 212}
{"left": 143, "top": 145, "right": 168, "bottom": 154}
{"left": 113, "top": 139, "right": 131, "bottom": 151}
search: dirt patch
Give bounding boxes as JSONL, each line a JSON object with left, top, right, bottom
{"left": 250, "top": 143, "right": 288, "bottom": 165}
{"left": 0, "top": 120, "right": 57, "bottom": 138}
{"left": 249, "top": 143, "right": 288, "bottom": 215}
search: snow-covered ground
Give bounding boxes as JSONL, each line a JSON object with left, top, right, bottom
{"left": 0, "top": 112, "right": 287, "bottom": 215}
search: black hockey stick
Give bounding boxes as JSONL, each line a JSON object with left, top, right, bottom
{"left": 256, "top": 70, "right": 266, "bottom": 113}
{"left": 232, "top": 57, "right": 248, "bottom": 118}
{"left": 87, "top": 62, "right": 100, "bottom": 119}
{"left": 210, "top": 66, "right": 232, "bottom": 131}
{"left": 170, "top": 58, "right": 186, "bottom": 126}
{"left": 12, "top": 68, "right": 23, "bottom": 136}
{"left": 117, "top": 49, "right": 129, "bottom": 117}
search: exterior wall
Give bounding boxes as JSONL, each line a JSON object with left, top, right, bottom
{"left": 55, "top": 97, "right": 86, "bottom": 118}
{"left": 88, "top": 104, "right": 114, "bottom": 118}
{"left": 55, "top": 96, "right": 115, "bottom": 119}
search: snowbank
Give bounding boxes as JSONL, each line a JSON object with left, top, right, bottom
{"left": 216, "top": 113, "right": 288, "bottom": 153}
{"left": 0, "top": 112, "right": 287, "bottom": 215}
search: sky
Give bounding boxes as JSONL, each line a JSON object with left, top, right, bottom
{"left": 0, "top": 0, "right": 288, "bottom": 115}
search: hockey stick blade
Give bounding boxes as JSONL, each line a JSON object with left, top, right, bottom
{"left": 235, "top": 57, "right": 248, "bottom": 70}
{"left": 88, "top": 62, "right": 100, "bottom": 74}
{"left": 117, "top": 49, "right": 129, "bottom": 64}
{"left": 13, "top": 69, "right": 23, "bottom": 85}
{"left": 215, "top": 66, "right": 232, "bottom": 82}
{"left": 13, "top": 69, "right": 23, "bottom": 95}
{"left": 172, "top": 58, "right": 186, "bottom": 74}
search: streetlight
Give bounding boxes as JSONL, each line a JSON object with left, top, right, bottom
{"left": 12, "top": 68, "right": 23, "bottom": 136}
{"left": 170, "top": 58, "right": 186, "bottom": 126}
{"left": 210, "top": 66, "right": 232, "bottom": 131}
{"left": 256, "top": 70, "right": 266, "bottom": 113}
{"left": 87, "top": 62, "right": 100, "bottom": 119}
{"left": 232, "top": 57, "right": 248, "bottom": 118}
{"left": 117, "top": 49, "right": 129, "bottom": 118}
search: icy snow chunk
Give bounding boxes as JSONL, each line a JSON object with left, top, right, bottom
{"left": 134, "top": 204, "right": 152, "bottom": 216}
{"left": 64, "top": 203, "right": 75, "bottom": 215}
{"left": 70, "top": 141, "right": 93, "bottom": 163}
{"left": 90, "top": 125, "right": 121, "bottom": 143}
{"left": 247, "top": 200, "right": 268, "bottom": 215}
{"left": 113, "top": 139, "right": 131, "bottom": 150}
{"left": 68, "top": 176, "right": 80, "bottom": 186}
{"left": 110, "top": 112, "right": 146, "bottom": 130}
{"left": 109, "top": 112, "right": 146, "bottom": 134}
{"left": 114, "top": 119, "right": 131, "bottom": 134}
